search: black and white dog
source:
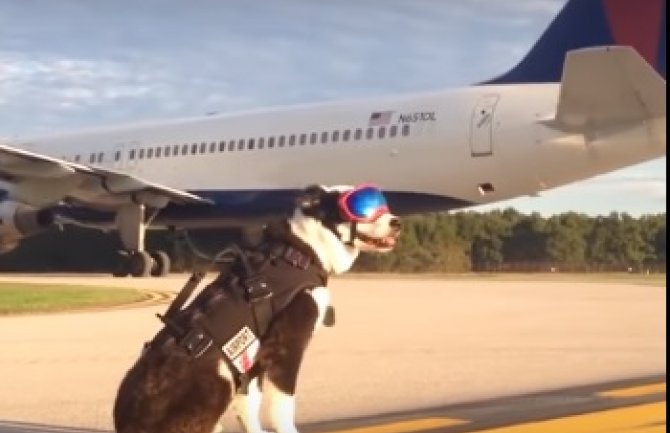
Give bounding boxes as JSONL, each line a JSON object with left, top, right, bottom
{"left": 113, "top": 185, "right": 400, "bottom": 433}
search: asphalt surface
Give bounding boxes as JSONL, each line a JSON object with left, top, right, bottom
{"left": 0, "top": 275, "right": 665, "bottom": 432}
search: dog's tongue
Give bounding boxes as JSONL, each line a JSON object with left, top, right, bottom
{"left": 382, "top": 236, "right": 396, "bottom": 247}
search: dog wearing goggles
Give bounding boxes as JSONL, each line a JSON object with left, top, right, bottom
{"left": 113, "top": 184, "right": 400, "bottom": 433}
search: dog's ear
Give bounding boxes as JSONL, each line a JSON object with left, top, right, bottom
{"left": 297, "top": 185, "right": 325, "bottom": 215}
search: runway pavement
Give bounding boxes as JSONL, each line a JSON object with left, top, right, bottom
{"left": 0, "top": 275, "right": 665, "bottom": 432}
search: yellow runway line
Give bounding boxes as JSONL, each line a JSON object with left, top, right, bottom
{"left": 598, "top": 382, "right": 666, "bottom": 398}
{"left": 318, "top": 417, "right": 467, "bottom": 433}
{"left": 466, "top": 402, "right": 665, "bottom": 433}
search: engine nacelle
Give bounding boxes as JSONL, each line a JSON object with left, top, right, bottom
{"left": 0, "top": 201, "right": 55, "bottom": 253}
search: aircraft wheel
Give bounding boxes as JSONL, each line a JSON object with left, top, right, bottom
{"left": 112, "top": 262, "right": 130, "bottom": 277}
{"left": 151, "top": 250, "right": 171, "bottom": 277}
{"left": 129, "top": 251, "right": 153, "bottom": 278}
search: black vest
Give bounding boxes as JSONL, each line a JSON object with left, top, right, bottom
{"left": 150, "top": 227, "right": 328, "bottom": 380}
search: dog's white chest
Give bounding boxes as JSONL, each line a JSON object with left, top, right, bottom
{"left": 309, "top": 286, "right": 331, "bottom": 331}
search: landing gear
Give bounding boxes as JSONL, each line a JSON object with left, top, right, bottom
{"left": 113, "top": 250, "right": 171, "bottom": 278}
{"left": 150, "top": 250, "right": 171, "bottom": 277}
{"left": 113, "top": 203, "right": 172, "bottom": 278}
{"left": 128, "top": 251, "right": 153, "bottom": 278}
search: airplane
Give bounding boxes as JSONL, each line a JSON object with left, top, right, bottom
{"left": 0, "top": 0, "right": 665, "bottom": 277}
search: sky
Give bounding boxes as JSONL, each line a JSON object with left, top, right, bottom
{"left": 0, "top": 0, "right": 665, "bottom": 216}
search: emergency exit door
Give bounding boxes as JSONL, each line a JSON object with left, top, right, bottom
{"left": 470, "top": 94, "right": 499, "bottom": 157}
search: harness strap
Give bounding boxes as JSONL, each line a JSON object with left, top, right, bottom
{"left": 156, "top": 270, "right": 206, "bottom": 340}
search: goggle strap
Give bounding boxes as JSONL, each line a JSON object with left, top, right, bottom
{"left": 347, "top": 221, "right": 357, "bottom": 246}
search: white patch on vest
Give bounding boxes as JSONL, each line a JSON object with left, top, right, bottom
{"left": 222, "top": 326, "right": 259, "bottom": 373}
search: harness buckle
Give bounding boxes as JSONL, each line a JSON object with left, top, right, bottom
{"left": 180, "top": 328, "right": 213, "bottom": 358}
{"left": 244, "top": 275, "right": 273, "bottom": 303}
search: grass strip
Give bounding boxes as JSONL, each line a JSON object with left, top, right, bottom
{"left": 0, "top": 282, "right": 150, "bottom": 315}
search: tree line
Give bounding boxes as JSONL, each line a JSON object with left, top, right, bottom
{"left": 0, "top": 210, "right": 665, "bottom": 273}
{"left": 354, "top": 210, "right": 665, "bottom": 273}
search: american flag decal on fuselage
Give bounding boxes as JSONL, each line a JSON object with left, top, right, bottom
{"left": 369, "top": 111, "right": 394, "bottom": 127}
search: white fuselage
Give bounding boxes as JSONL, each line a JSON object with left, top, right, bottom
{"left": 12, "top": 83, "right": 666, "bottom": 225}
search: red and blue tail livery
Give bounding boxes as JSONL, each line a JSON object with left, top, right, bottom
{"left": 487, "top": 0, "right": 666, "bottom": 83}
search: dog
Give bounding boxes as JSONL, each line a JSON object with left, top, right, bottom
{"left": 113, "top": 184, "right": 401, "bottom": 433}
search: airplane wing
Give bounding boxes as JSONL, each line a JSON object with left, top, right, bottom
{"left": 0, "top": 142, "right": 211, "bottom": 209}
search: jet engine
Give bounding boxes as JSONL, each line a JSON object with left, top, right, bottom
{"left": 0, "top": 201, "right": 55, "bottom": 253}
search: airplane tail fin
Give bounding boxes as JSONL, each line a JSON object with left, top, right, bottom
{"left": 547, "top": 46, "right": 666, "bottom": 129}
{"left": 486, "top": 0, "right": 666, "bottom": 84}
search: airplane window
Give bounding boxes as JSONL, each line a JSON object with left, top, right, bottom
{"left": 390, "top": 125, "right": 398, "bottom": 138}
{"left": 97, "top": 152, "right": 104, "bottom": 163}
{"left": 89, "top": 153, "right": 96, "bottom": 163}
{"left": 200, "top": 142, "right": 207, "bottom": 153}
{"left": 248, "top": 138, "right": 255, "bottom": 150}
{"left": 173, "top": 144, "right": 179, "bottom": 156}
{"left": 402, "top": 124, "right": 410, "bottom": 137}
{"left": 165, "top": 146, "right": 171, "bottom": 157}
{"left": 228, "top": 141, "right": 235, "bottom": 151}
{"left": 366, "top": 128, "right": 374, "bottom": 140}
{"left": 209, "top": 142, "right": 216, "bottom": 153}
{"left": 147, "top": 148, "right": 154, "bottom": 159}
{"left": 278, "top": 136, "right": 285, "bottom": 147}
{"left": 299, "top": 134, "right": 306, "bottom": 145}
{"left": 115, "top": 151, "right": 121, "bottom": 161}
{"left": 289, "top": 135, "right": 296, "bottom": 146}
{"left": 74, "top": 155, "right": 81, "bottom": 163}
{"left": 156, "top": 147, "right": 162, "bottom": 158}
{"left": 182, "top": 144, "right": 189, "bottom": 155}
{"left": 343, "top": 130, "right": 351, "bottom": 142}
{"left": 321, "top": 131, "right": 328, "bottom": 144}
{"left": 310, "top": 132, "right": 317, "bottom": 144}
{"left": 191, "top": 144, "right": 198, "bottom": 155}
{"left": 378, "top": 127, "right": 386, "bottom": 139}
{"left": 268, "top": 137, "right": 275, "bottom": 148}
{"left": 128, "top": 150, "right": 135, "bottom": 160}
{"left": 140, "top": 149, "right": 146, "bottom": 159}
{"left": 354, "top": 128, "right": 362, "bottom": 140}
{"left": 332, "top": 130, "right": 339, "bottom": 142}
{"left": 238, "top": 139, "right": 245, "bottom": 150}
{"left": 258, "top": 137, "right": 265, "bottom": 149}
{"left": 219, "top": 141, "right": 226, "bottom": 152}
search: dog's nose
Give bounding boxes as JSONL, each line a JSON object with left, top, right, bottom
{"left": 389, "top": 217, "right": 402, "bottom": 231}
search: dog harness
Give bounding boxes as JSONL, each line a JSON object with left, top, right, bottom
{"left": 151, "top": 223, "right": 330, "bottom": 388}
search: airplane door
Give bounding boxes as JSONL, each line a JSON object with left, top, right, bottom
{"left": 470, "top": 94, "right": 499, "bottom": 157}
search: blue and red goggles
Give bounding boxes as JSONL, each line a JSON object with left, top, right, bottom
{"left": 337, "top": 185, "right": 390, "bottom": 223}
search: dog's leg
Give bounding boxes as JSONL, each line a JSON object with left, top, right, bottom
{"left": 261, "top": 288, "right": 327, "bottom": 433}
{"left": 265, "top": 377, "right": 298, "bottom": 433}
{"left": 233, "top": 377, "right": 270, "bottom": 433}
